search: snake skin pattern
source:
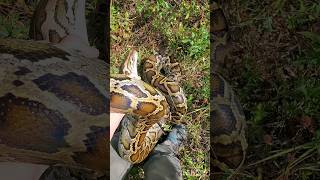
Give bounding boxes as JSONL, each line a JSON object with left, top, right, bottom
{"left": 0, "top": 0, "right": 107, "bottom": 176}
{"left": 110, "top": 50, "right": 187, "bottom": 164}
{"left": 30, "top": 0, "right": 99, "bottom": 58}
{"left": 211, "top": 2, "right": 248, "bottom": 171}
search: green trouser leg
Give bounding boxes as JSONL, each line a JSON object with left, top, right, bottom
{"left": 110, "top": 134, "right": 182, "bottom": 180}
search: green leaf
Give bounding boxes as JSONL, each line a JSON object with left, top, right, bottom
{"left": 298, "top": 31, "right": 320, "bottom": 43}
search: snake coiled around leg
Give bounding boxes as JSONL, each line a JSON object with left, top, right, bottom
{"left": 111, "top": 50, "right": 187, "bottom": 164}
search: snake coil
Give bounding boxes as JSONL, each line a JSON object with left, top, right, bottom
{"left": 111, "top": 50, "right": 187, "bottom": 164}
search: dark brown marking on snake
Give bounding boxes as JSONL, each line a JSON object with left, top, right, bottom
{"left": 213, "top": 42, "right": 229, "bottom": 68}
{"left": 143, "top": 119, "right": 156, "bottom": 127}
{"left": 121, "top": 84, "right": 148, "bottom": 98}
{"left": 212, "top": 74, "right": 225, "bottom": 97}
{"left": 167, "top": 83, "right": 180, "bottom": 93}
{"left": 72, "top": 126, "right": 108, "bottom": 172}
{"left": 0, "top": 93, "right": 71, "bottom": 153}
{"left": 12, "top": 80, "right": 24, "bottom": 87}
{"left": 130, "top": 152, "right": 139, "bottom": 162}
{"left": 211, "top": 104, "right": 237, "bottom": 136}
{"left": 49, "top": 30, "right": 63, "bottom": 43}
{"left": 210, "top": 8, "right": 228, "bottom": 35}
{"left": 211, "top": 142, "right": 244, "bottom": 168}
{"left": 33, "top": 72, "right": 107, "bottom": 115}
{"left": 144, "top": 61, "right": 154, "bottom": 69}
{"left": 145, "top": 70, "right": 156, "bottom": 82}
{"left": 152, "top": 76, "right": 168, "bottom": 94}
{"left": 29, "top": 0, "right": 48, "bottom": 40}
{"left": 0, "top": 39, "right": 70, "bottom": 62}
{"left": 148, "top": 100, "right": 169, "bottom": 119}
{"left": 164, "top": 62, "right": 181, "bottom": 80}
{"left": 111, "top": 75, "right": 131, "bottom": 81}
{"left": 138, "top": 133, "right": 146, "bottom": 146}
{"left": 211, "top": 7, "right": 230, "bottom": 71}
{"left": 133, "top": 102, "right": 157, "bottom": 116}
{"left": 14, "top": 67, "right": 32, "bottom": 76}
{"left": 54, "top": 0, "right": 69, "bottom": 35}
{"left": 110, "top": 92, "right": 131, "bottom": 110}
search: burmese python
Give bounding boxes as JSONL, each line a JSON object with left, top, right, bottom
{"left": 211, "top": 1, "right": 248, "bottom": 173}
{"left": 0, "top": 0, "right": 107, "bottom": 176}
{"left": 111, "top": 50, "right": 187, "bottom": 164}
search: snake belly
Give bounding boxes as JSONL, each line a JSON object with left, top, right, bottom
{"left": 211, "top": 2, "right": 248, "bottom": 170}
{"left": 0, "top": 38, "right": 108, "bottom": 174}
{"left": 111, "top": 51, "right": 187, "bottom": 164}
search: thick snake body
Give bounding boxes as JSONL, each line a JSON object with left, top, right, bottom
{"left": 0, "top": 0, "right": 107, "bottom": 176}
{"left": 211, "top": 2, "right": 248, "bottom": 171}
{"left": 143, "top": 54, "right": 187, "bottom": 124}
{"left": 0, "top": 38, "right": 108, "bottom": 173}
{"left": 111, "top": 50, "right": 187, "bottom": 164}
{"left": 111, "top": 72, "right": 169, "bottom": 164}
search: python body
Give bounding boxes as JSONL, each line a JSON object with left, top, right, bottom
{"left": 0, "top": 0, "right": 107, "bottom": 175}
{"left": 211, "top": 2, "right": 248, "bottom": 172}
{"left": 111, "top": 50, "right": 187, "bottom": 164}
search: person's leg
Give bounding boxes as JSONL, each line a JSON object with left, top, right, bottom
{"left": 110, "top": 123, "right": 133, "bottom": 180}
{"left": 110, "top": 145, "right": 132, "bottom": 180}
{"left": 143, "top": 143, "right": 183, "bottom": 180}
{"left": 143, "top": 125, "right": 187, "bottom": 180}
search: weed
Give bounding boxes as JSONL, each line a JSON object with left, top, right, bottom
{"left": 223, "top": 0, "right": 320, "bottom": 178}
{"left": 0, "top": 14, "right": 28, "bottom": 39}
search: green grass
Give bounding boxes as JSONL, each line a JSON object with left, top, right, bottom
{"left": 0, "top": 12, "right": 29, "bottom": 39}
{"left": 221, "top": 0, "right": 320, "bottom": 179}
